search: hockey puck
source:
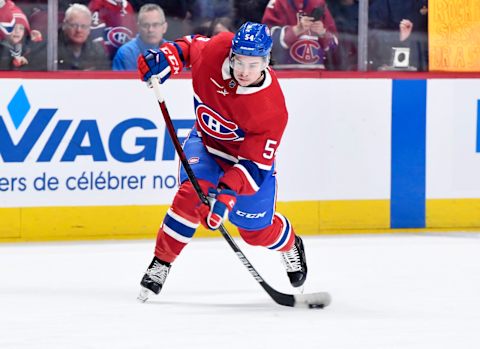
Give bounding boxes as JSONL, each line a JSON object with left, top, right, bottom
{"left": 308, "top": 303, "right": 324, "bottom": 309}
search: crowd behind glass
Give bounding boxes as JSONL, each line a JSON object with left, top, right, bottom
{"left": 0, "top": 0, "right": 431, "bottom": 72}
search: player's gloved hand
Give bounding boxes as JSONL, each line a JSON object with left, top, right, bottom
{"left": 137, "top": 42, "right": 184, "bottom": 83}
{"left": 198, "top": 188, "right": 237, "bottom": 230}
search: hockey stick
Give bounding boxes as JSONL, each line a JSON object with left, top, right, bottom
{"left": 150, "top": 77, "right": 331, "bottom": 308}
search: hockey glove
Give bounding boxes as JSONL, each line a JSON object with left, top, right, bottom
{"left": 198, "top": 188, "right": 237, "bottom": 230}
{"left": 137, "top": 42, "right": 184, "bottom": 83}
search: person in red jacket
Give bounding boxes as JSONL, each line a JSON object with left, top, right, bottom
{"left": 136, "top": 22, "right": 309, "bottom": 302}
{"left": 88, "top": 0, "right": 136, "bottom": 59}
{"left": 262, "top": 0, "right": 338, "bottom": 68}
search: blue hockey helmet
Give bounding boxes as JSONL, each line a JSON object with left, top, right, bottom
{"left": 231, "top": 22, "right": 272, "bottom": 57}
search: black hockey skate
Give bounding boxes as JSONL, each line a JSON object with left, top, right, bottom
{"left": 137, "top": 256, "right": 171, "bottom": 302}
{"left": 280, "top": 235, "right": 308, "bottom": 289}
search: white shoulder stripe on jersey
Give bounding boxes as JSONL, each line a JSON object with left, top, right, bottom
{"left": 233, "top": 163, "right": 260, "bottom": 192}
{"left": 221, "top": 58, "right": 231, "bottom": 80}
{"left": 193, "top": 92, "right": 203, "bottom": 103}
{"left": 205, "top": 146, "right": 238, "bottom": 163}
{"left": 167, "top": 208, "right": 199, "bottom": 229}
{"left": 238, "top": 156, "right": 272, "bottom": 171}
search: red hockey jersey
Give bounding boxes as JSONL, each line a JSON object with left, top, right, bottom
{"left": 262, "top": 0, "right": 337, "bottom": 33}
{"left": 174, "top": 32, "right": 288, "bottom": 195}
{"left": 88, "top": 0, "right": 136, "bottom": 57}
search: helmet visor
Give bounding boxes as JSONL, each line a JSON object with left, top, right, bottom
{"left": 229, "top": 54, "right": 269, "bottom": 74}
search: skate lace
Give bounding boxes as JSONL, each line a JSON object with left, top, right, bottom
{"left": 281, "top": 245, "right": 302, "bottom": 272}
{"left": 146, "top": 261, "right": 169, "bottom": 285}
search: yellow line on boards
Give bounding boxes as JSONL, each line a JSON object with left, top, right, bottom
{"left": 1, "top": 199, "right": 480, "bottom": 242}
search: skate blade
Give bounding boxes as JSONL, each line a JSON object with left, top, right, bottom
{"left": 137, "top": 287, "right": 152, "bottom": 303}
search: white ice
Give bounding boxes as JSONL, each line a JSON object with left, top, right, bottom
{"left": 1, "top": 234, "right": 479, "bottom": 349}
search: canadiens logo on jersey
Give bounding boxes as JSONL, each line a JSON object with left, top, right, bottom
{"left": 289, "top": 39, "right": 321, "bottom": 64}
{"left": 106, "top": 26, "right": 133, "bottom": 48}
{"left": 195, "top": 104, "right": 244, "bottom": 141}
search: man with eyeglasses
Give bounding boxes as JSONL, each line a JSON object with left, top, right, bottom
{"left": 112, "top": 3, "right": 167, "bottom": 70}
{"left": 58, "top": 3, "right": 110, "bottom": 70}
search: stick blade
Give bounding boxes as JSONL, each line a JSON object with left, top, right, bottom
{"left": 294, "top": 292, "right": 332, "bottom": 309}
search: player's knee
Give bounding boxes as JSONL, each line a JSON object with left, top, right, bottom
{"left": 171, "top": 179, "right": 215, "bottom": 222}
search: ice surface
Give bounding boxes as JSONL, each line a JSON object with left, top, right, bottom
{"left": 1, "top": 234, "right": 479, "bottom": 349}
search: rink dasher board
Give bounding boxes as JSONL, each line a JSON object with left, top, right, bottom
{"left": 1, "top": 76, "right": 480, "bottom": 241}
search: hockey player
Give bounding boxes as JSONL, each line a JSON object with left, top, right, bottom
{"left": 137, "top": 22, "right": 308, "bottom": 301}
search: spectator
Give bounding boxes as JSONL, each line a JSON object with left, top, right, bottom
{"left": 16, "top": 1, "right": 90, "bottom": 39}
{"left": 368, "top": 0, "right": 428, "bottom": 71}
{"left": 128, "top": 0, "right": 194, "bottom": 38}
{"left": 262, "top": 0, "right": 338, "bottom": 68}
{"left": 0, "top": 0, "right": 43, "bottom": 70}
{"left": 57, "top": 3, "right": 110, "bottom": 70}
{"left": 88, "top": 0, "right": 137, "bottom": 60}
{"left": 112, "top": 3, "right": 167, "bottom": 71}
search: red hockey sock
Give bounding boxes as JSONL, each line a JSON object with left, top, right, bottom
{"left": 154, "top": 180, "right": 214, "bottom": 263}
{"left": 238, "top": 213, "right": 296, "bottom": 252}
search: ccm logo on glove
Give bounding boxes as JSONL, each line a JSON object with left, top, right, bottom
{"left": 137, "top": 42, "right": 184, "bottom": 83}
{"left": 160, "top": 45, "right": 181, "bottom": 75}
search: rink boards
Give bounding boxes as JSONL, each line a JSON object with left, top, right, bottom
{"left": 1, "top": 75, "right": 480, "bottom": 241}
